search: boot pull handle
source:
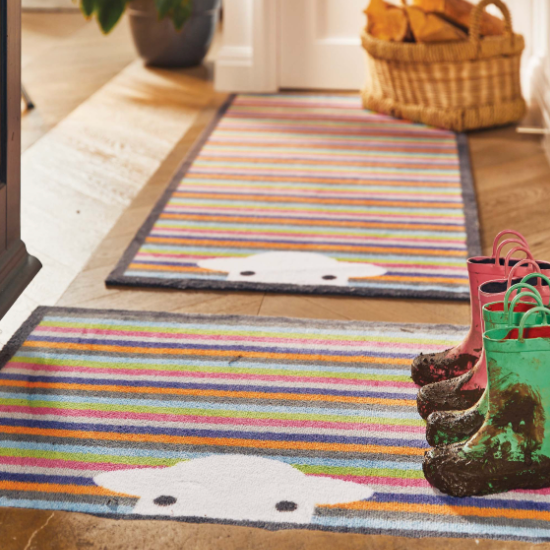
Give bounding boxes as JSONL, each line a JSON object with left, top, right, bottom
{"left": 521, "top": 272, "right": 550, "bottom": 296}
{"left": 504, "top": 247, "right": 536, "bottom": 277}
{"left": 518, "top": 307, "right": 550, "bottom": 343}
{"left": 507, "top": 258, "right": 541, "bottom": 288}
{"left": 495, "top": 244, "right": 535, "bottom": 275}
{"left": 491, "top": 230, "right": 529, "bottom": 258}
{"left": 504, "top": 283, "right": 544, "bottom": 314}
{"left": 507, "top": 292, "right": 545, "bottom": 326}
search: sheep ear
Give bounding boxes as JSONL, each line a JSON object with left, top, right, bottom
{"left": 94, "top": 468, "right": 161, "bottom": 496}
{"left": 308, "top": 476, "right": 374, "bottom": 506}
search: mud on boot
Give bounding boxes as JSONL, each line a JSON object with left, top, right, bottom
{"left": 416, "top": 368, "right": 483, "bottom": 419}
{"left": 411, "top": 349, "right": 479, "bottom": 387}
{"left": 423, "top": 277, "right": 550, "bottom": 446}
{"left": 423, "top": 308, "right": 550, "bottom": 497}
{"left": 425, "top": 390, "right": 487, "bottom": 447}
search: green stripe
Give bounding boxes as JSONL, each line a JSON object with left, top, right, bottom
{"left": 0, "top": 398, "right": 424, "bottom": 426}
{"left": 36, "top": 321, "right": 460, "bottom": 347}
{"left": 295, "top": 464, "right": 423, "bottom": 479}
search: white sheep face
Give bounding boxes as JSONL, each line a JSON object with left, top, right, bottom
{"left": 94, "top": 455, "right": 374, "bottom": 524}
{"left": 197, "top": 252, "right": 386, "bottom": 286}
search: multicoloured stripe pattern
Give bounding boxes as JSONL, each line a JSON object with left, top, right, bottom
{"left": 2, "top": 307, "right": 550, "bottom": 542}
{"left": 108, "top": 94, "right": 479, "bottom": 300}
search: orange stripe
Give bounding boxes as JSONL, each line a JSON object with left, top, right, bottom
{"left": 372, "top": 275, "right": 467, "bottom": 284}
{"left": 187, "top": 172, "right": 460, "bottom": 188}
{"left": 160, "top": 213, "right": 464, "bottom": 233}
{"left": 0, "top": 480, "right": 117, "bottom": 497}
{"left": 22, "top": 340, "right": 411, "bottom": 365}
{"left": 326, "top": 500, "right": 550, "bottom": 523}
{"left": 172, "top": 192, "right": 463, "bottom": 210}
{"left": 129, "top": 263, "right": 223, "bottom": 274}
{"left": 197, "top": 155, "right": 460, "bottom": 171}
{"left": 207, "top": 141, "right": 458, "bottom": 156}
{"left": 0, "top": 425, "right": 424, "bottom": 456}
{"left": 145, "top": 238, "right": 465, "bottom": 257}
{"left": 128, "top": 265, "right": 467, "bottom": 285}
{"left": 0, "top": 379, "right": 416, "bottom": 407}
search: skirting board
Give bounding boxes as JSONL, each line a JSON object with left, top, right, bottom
{"left": 22, "top": 0, "right": 78, "bottom": 10}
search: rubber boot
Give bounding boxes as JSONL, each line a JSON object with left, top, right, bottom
{"left": 417, "top": 274, "right": 550, "bottom": 419}
{"left": 423, "top": 307, "right": 550, "bottom": 497}
{"left": 412, "top": 246, "right": 550, "bottom": 387}
{"left": 411, "top": 237, "right": 535, "bottom": 387}
{"left": 424, "top": 274, "right": 550, "bottom": 437}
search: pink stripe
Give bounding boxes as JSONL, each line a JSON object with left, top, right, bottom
{"left": 189, "top": 168, "right": 461, "bottom": 183}
{"left": 200, "top": 152, "right": 459, "bottom": 165}
{"left": 150, "top": 228, "right": 466, "bottom": 248}
{"left": 0, "top": 404, "right": 424, "bottom": 433}
{"left": 7, "top": 361, "right": 418, "bottom": 389}
{"left": 175, "top": 185, "right": 463, "bottom": 201}
{"left": 163, "top": 206, "right": 465, "bottom": 222}
{"left": 217, "top": 121, "right": 453, "bottom": 139}
{"left": 311, "top": 473, "right": 429, "bottom": 488}
{"left": 208, "top": 136, "right": 459, "bottom": 150}
{"left": 0, "top": 455, "right": 150, "bottom": 472}
{"left": 32, "top": 326, "right": 449, "bottom": 353}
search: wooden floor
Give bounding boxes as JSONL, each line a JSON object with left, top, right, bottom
{"left": 5, "top": 11, "right": 550, "bottom": 550}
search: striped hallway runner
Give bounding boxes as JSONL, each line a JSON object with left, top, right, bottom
{"left": 2, "top": 307, "right": 550, "bottom": 543}
{"left": 108, "top": 94, "right": 480, "bottom": 300}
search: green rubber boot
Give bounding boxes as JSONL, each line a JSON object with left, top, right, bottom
{"left": 426, "top": 281, "right": 547, "bottom": 447}
{"left": 424, "top": 306, "right": 550, "bottom": 497}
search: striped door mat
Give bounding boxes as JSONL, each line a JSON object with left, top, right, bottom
{"left": 2, "top": 307, "right": 550, "bottom": 543}
{"left": 107, "top": 94, "right": 480, "bottom": 300}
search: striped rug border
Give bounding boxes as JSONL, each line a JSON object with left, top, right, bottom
{"left": 106, "top": 94, "right": 482, "bottom": 301}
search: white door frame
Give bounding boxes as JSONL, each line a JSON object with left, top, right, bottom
{"left": 215, "top": 0, "right": 280, "bottom": 93}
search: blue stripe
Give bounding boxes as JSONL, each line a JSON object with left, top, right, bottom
{"left": 0, "top": 441, "right": 423, "bottom": 466}
{"left": 0, "top": 373, "right": 416, "bottom": 401}
{"left": 145, "top": 232, "right": 467, "bottom": 252}
{"left": 0, "top": 392, "right": 421, "bottom": 419}
{"left": 24, "top": 335, "right": 420, "bottom": 360}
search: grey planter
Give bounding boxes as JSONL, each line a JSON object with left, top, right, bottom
{"left": 128, "top": 0, "right": 221, "bottom": 68}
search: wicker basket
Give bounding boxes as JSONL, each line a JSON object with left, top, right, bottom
{"left": 361, "top": 0, "right": 526, "bottom": 132}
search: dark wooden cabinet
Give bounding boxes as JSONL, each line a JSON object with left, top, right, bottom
{"left": 0, "top": 0, "right": 40, "bottom": 320}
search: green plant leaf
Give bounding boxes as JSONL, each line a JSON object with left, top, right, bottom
{"left": 80, "top": 0, "right": 95, "bottom": 17}
{"left": 172, "top": 0, "right": 193, "bottom": 30}
{"left": 154, "top": 0, "right": 177, "bottom": 19}
{"left": 96, "top": 0, "right": 126, "bottom": 33}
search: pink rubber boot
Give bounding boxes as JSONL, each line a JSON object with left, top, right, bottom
{"left": 417, "top": 260, "right": 550, "bottom": 418}
{"left": 411, "top": 230, "right": 533, "bottom": 386}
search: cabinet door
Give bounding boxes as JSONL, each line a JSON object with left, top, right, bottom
{"left": 0, "top": 0, "right": 41, "bottom": 320}
{"left": 279, "top": 0, "right": 366, "bottom": 90}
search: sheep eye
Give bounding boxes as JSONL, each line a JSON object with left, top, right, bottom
{"left": 154, "top": 495, "right": 177, "bottom": 507}
{"left": 240, "top": 271, "right": 255, "bottom": 276}
{"left": 276, "top": 501, "right": 298, "bottom": 512}
{"left": 322, "top": 275, "right": 336, "bottom": 280}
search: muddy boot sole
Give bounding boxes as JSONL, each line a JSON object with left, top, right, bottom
{"left": 411, "top": 350, "right": 479, "bottom": 387}
{"left": 416, "top": 370, "right": 484, "bottom": 420}
{"left": 426, "top": 406, "right": 485, "bottom": 447}
{"left": 423, "top": 444, "right": 550, "bottom": 497}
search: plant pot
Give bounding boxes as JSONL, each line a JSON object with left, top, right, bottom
{"left": 128, "top": 0, "right": 221, "bottom": 68}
